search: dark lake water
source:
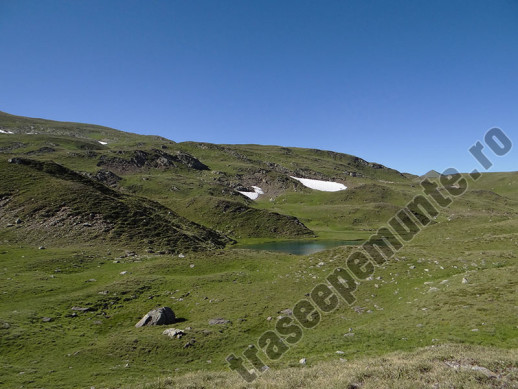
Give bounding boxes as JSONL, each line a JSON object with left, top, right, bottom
{"left": 236, "top": 240, "right": 359, "bottom": 255}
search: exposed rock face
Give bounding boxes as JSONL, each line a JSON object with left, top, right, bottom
{"left": 26, "top": 146, "right": 56, "bottom": 155}
{"left": 175, "top": 152, "right": 209, "bottom": 170}
{"left": 98, "top": 150, "right": 209, "bottom": 172}
{"left": 88, "top": 169, "right": 122, "bottom": 187}
{"left": 135, "top": 307, "right": 176, "bottom": 327}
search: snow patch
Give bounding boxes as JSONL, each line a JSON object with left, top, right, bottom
{"left": 0, "top": 130, "right": 14, "bottom": 134}
{"left": 238, "top": 186, "right": 264, "bottom": 200}
{"left": 290, "top": 176, "right": 347, "bottom": 192}
{"left": 98, "top": 141, "right": 108, "bottom": 145}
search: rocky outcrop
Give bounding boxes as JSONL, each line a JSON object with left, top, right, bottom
{"left": 84, "top": 169, "right": 122, "bottom": 187}
{"left": 98, "top": 149, "right": 209, "bottom": 172}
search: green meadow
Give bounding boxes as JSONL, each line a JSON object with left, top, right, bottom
{"left": 0, "top": 111, "right": 516, "bottom": 388}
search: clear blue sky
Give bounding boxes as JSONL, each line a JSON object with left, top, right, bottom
{"left": 1, "top": 0, "right": 516, "bottom": 174}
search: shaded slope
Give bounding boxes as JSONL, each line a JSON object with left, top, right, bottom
{"left": 180, "top": 196, "right": 314, "bottom": 239}
{"left": 0, "top": 158, "right": 231, "bottom": 252}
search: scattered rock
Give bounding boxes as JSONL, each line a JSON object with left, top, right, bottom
{"left": 42, "top": 317, "right": 53, "bottom": 322}
{"left": 162, "top": 328, "right": 184, "bottom": 339}
{"left": 208, "top": 318, "right": 231, "bottom": 325}
{"left": 299, "top": 358, "right": 307, "bottom": 365}
{"left": 183, "top": 338, "right": 196, "bottom": 348}
{"left": 15, "top": 218, "right": 22, "bottom": 224}
{"left": 462, "top": 277, "right": 469, "bottom": 284}
{"left": 39, "top": 246, "right": 46, "bottom": 250}
{"left": 279, "top": 308, "right": 293, "bottom": 316}
{"left": 135, "top": 307, "right": 176, "bottom": 327}
{"left": 444, "top": 361, "right": 497, "bottom": 378}
{"left": 120, "top": 271, "right": 128, "bottom": 275}
{"left": 71, "top": 306, "right": 93, "bottom": 312}
{"left": 2, "top": 322, "right": 10, "bottom": 329}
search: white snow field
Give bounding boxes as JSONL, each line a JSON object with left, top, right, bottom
{"left": 238, "top": 186, "right": 264, "bottom": 200}
{"left": 290, "top": 176, "right": 347, "bottom": 192}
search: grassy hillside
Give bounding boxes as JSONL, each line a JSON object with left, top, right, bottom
{"left": 0, "top": 111, "right": 413, "bottom": 241}
{"left": 0, "top": 111, "right": 516, "bottom": 388}
{"left": 0, "top": 158, "right": 230, "bottom": 252}
{"left": 139, "top": 344, "right": 518, "bottom": 388}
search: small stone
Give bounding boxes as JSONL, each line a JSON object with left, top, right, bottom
{"left": 208, "top": 318, "right": 230, "bottom": 325}
{"left": 299, "top": 358, "right": 306, "bottom": 365}
{"left": 179, "top": 254, "right": 185, "bottom": 258}
{"left": 266, "top": 316, "right": 272, "bottom": 321}
{"left": 42, "top": 317, "right": 53, "bottom": 322}
{"left": 183, "top": 339, "right": 195, "bottom": 348}
{"left": 336, "top": 350, "right": 345, "bottom": 354}
{"left": 2, "top": 322, "right": 10, "bottom": 329}
{"left": 462, "top": 278, "right": 469, "bottom": 284}
{"left": 120, "top": 271, "right": 128, "bottom": 275}
{"left": 189, "top": 264, "right": 195, "bottom": 268}
{"left": 15, "top": 218, "right": 22, "bottom": 224}
{"left": 162, "top": 328, "right": 184, "bottom": 339}
{"left": 39, "top": 246, "right": 46, "bottom": 250}
{"left": 71, "top": 306, "right": 92, "bottom": 312}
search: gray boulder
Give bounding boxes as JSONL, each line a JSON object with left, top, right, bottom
{"left": 135, "top": 307, "right": 176, "bottom": 328}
